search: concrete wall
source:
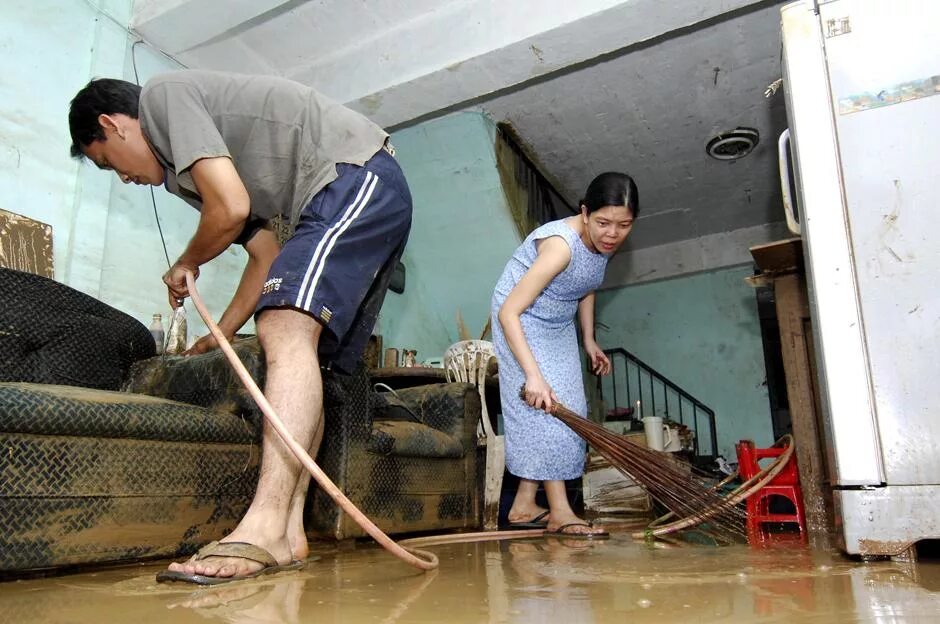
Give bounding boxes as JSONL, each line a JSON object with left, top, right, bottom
{"left": 1, "top": 0, "right": 251, "bottom": 340}
{"left": 596, "top": 265, "right": 773, "bottom": 459}
{"left": 0, "top": 0, "right": 132, "bottom": 292}
{"left": 378, "top": 112, "right": 520, "bottom": 363}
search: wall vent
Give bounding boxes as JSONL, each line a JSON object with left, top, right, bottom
{"left": 705, "top": 127, "right": 760, "bottom": 161}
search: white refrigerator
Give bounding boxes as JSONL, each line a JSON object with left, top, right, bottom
{"left": 779, "top": 0, "right": 940, "bottom": 557}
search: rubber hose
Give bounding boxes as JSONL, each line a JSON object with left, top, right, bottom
{"left": 632, "top": 435, "right": 796, "bottom": 540}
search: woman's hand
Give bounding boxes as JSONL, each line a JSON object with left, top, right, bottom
{"left": 524, "top": 374, "right": 558, "bottom": 412}
{"left": 584, "top": 340, "right": 611, "bottom": 376}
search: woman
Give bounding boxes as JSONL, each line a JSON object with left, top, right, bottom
{"left": 492, "top": 172, "right": 639, "bottom": 538}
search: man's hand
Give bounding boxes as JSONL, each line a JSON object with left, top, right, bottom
{"left": 163, "top": 261, "right": 199, "bottom": 308}
{"left": 161, "top": 156, "right": 251, "bottom": 310}
{"left": 584, "top": 340, "right": 611, "bottom": 376}
{"left": 183, "top": 334, "right": 224, "bottom": 356}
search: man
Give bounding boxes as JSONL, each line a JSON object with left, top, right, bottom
{"left": 69, "top": 70, "right": 412, "bottom": 584}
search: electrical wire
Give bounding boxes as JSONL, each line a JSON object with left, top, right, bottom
{"left": 130, "top": 39, "right": 172, "bottom": 270}
{"left": 81, "top": 0, "right": 186, "bottom": 71}
{"left": 83, "top": 0, "right": 185, "bottom": 270}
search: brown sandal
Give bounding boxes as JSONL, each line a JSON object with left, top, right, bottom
{"left": 156, "top": 541, "right": 307, "bottom": 586}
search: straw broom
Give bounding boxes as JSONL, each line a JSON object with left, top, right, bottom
{"left": 520, "top": 387, "right": 745, "bottom": 539}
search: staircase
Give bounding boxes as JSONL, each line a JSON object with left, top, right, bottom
{"left": 596, "top": 347, "right": 719, "bottom": 465}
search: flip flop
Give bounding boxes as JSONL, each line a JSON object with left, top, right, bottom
{"left": 506, "top": 510, "right": 550, "bottom": 530}
{"left": 543, "top": 522, "right": 610, "bottom": 540}
{"left": 156, "top": 541, "right": 307, "bottom": 586}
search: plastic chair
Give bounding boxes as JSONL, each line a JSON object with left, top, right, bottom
{"left": 735, "top": 439, "right": 807, "bottom": 543}
{"left": 444, "top": 340, "right": 504, "bottom": 530}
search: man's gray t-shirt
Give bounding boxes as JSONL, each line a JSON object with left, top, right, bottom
{"left": 139, "top": 70, "right": 388, "bottom": 238}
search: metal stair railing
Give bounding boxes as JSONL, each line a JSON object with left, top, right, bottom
{"left": 596, "top": 347, "right": 719, "bottom": 463}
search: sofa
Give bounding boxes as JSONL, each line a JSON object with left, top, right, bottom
{"left": 307, "top": 370, "right": 481, "bottom": 539}
{"left": 123, "top": 341, "right": 482, "bottom": 542}
{"left": 0, "top": 269, "right": 481, "bottom": 573}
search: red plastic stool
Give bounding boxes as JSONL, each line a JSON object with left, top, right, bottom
{"left": 735, "top": 440, "right": 807, "bottom": 542}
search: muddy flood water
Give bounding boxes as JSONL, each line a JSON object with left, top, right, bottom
{"left": 2, "top": 531, "right": 938, "bottom": 623}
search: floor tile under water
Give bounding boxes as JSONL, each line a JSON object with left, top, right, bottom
{"left": 1, "top": 533, "right": 937, "bottom": 623}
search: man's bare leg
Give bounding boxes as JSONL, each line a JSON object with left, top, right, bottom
{"left": 284, "top": 415, "right": 324, "bottom": 561}
{"left": 167, "top": 308, "right": 324, "bottom": 579}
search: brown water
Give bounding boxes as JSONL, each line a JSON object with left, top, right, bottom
{"left": 1, "top": 533, "right": 938, "bottom": 623}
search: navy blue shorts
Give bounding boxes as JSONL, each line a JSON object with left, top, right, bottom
{"left": 257, "top": 148, "right": 412, "bottom": 373}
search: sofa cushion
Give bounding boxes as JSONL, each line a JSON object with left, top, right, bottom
{"left": 0, "top": 382, "right": 254, "bottom": 444}
{"left": 372, "top": 391, "right": 422, "bottom": 422}
{"left": 123, "top": 337, "right": 265, "bottom": 423}
{"left": 368, "top": 421, "right": 465, "bottom": 459}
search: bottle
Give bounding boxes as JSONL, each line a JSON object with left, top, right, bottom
{"left": 165, "top": 306, "right": 187, "bottom": 355}
{"left": 149, "top": 313, "right": 165, "bottom": 355}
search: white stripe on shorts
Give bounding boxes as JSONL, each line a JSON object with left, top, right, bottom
{"left": 294, "top": 170, "right": 379, "bottom": 311}
{"left": 302, "top": 173, "right": 379, "bottom": 311}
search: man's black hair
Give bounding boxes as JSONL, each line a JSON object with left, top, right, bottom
{"left": 68, "top": 78, "right": 142, "bottom": 159}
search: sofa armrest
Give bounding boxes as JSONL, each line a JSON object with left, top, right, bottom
{"left": 122, "top": 337, "right": 265, "bottom": 427}
{"left": 388, "top": 383, "right": 480, "bottom": 452}
{"left": 0, "top": 268, "right": 156, "bottom": 391}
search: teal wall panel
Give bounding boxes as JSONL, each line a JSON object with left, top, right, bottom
{"left": 0, "top": 0, "right": 133, "bottom": 294}
{"left": 596, "top": 266, "right": 773, "bottom": 459}
{"left": 379, "top": 113, "right": 519, "bottom": 363}
{"left": 0, "top": 2, "right": 253, "bottom": 340}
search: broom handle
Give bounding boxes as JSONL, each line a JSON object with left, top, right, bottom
{"left": 516, "top": 384, "right": 579, "bottom": 420}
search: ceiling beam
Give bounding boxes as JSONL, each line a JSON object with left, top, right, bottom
{"left": 341, "top": 0, "right": 775, "bottom": 128}
{"left": 131, "top": 0, "right": 776, "bottom": 129}
{"left": 131, "top": 0, "right": 296, "bottom": 54}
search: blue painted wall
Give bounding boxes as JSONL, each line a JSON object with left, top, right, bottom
{"left": 1, "top": 1, "right": 252, "bottom": 340}
{"left": 0, "top": 0, "right": 132, "bottom": 293}
{"left": 378, "top": 112, "right": 520, "bottom": 363}
{"left": 596, "top": 266, "right": 773, "bottom": 459}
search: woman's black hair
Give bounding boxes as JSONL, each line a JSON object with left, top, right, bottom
{"left": 68, "top": 78, "right": 142, "bottom": 158}
{"left": 579, "top": 172, "right": 639, "bottom": 218}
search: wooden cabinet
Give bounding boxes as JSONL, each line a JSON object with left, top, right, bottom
{"left": 750, "top": 238, "right": 831, "bottom": 549}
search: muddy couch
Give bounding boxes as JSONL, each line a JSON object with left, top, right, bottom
{"left": 0, "top": 270, "right": 480, "bottom": 572}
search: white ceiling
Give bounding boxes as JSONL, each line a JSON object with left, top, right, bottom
{"left": 133, "top": 0, "right": 790, "bottom": 251}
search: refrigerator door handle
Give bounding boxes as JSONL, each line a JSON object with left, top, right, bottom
{"left": 778, "top": 128, "right": 801, "bottom": 235}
